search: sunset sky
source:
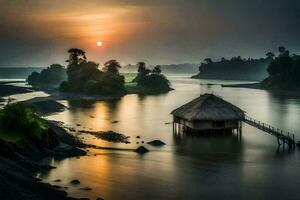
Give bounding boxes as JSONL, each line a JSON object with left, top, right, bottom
{"left": 1, "top": 0, "right": 300, "bottom": 67}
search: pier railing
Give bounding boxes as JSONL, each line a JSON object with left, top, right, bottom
{"left": 244, "top": 115, "right": 296, "bottom": 149}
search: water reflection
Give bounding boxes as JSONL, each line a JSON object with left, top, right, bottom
{"left": 41, "top": 75, "right": 300, "bottom": 200}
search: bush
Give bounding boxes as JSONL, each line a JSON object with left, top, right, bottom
{"left": 0, "top": 103, "right": 48, "bottom": 140}
{"left": 27, "top": 64, "right": 67, "bottom": 87}
{"left": 133, "top": 63, "right": 171, "bottom": 92}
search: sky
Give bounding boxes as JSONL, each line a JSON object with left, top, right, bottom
{"left": 1, "top": 0, "right": 300, "bottom": 67}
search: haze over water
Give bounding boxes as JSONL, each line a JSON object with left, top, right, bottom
{"left": 34, "top": 75, "right": 300, "bottom": 200}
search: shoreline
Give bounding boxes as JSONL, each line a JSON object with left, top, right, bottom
{"left": 222, "top": 82, "right": 300, "bottom": 96}
{"left": 0, "top": 116, "right": 89, "bottom": 200}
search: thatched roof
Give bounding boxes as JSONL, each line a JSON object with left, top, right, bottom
{"left": 171, "top": 94, "right": 245, "bottom": 121}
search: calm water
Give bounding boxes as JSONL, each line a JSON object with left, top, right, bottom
{"left": 9, "top": 76, "right": 300, "bottom": 200}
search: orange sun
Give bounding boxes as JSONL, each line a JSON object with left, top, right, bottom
{"left": 96, "top": 41, "right": 103, "bottom": 47}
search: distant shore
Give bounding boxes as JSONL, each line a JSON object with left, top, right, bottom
{"left": 222, "top": 82, "right": 300, "bottom": 96}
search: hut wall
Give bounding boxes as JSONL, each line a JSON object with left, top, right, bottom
{"left": 186, "top": 120, "right": 239, "bottom": 130}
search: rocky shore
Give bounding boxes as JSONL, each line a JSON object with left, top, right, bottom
{"left": 0, "top": 119, "right": 88, "bottom": 200}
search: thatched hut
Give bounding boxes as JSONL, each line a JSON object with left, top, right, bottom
{"left": 171, "top": 94, "right": 245, "bottom": 134}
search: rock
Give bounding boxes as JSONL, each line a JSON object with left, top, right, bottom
{"left": 135, "top": 146, "right": 149, "bottom": 154}
{"left": 53, "top": 179, "right": 62, "bottom": 182}
{"left": 112, "top": 120, "right": 119, "bottom": 123}
{"left": 80, "top": 187, "right": 92, "bottom": 191}
{"left": 70, "top": 179, "right": 80, "bottom": 185}
{"left": 136, "top": 142, "right": 139, "bottom": 144}
{"left": 77, "top": 124, "right": 81, "bottom": 126}
{"left": 296, "top": 141, "right": 300, "bottom": 147}
{"left": 52, "top": 185, "right": 62, "bottom": 189}
{"left": 29, "top": 100, "right": 65, "bottom": 115}
{"left": 53, "top": 143, "right": 87, "bottom": 158}
{"left": 79, "top": 198, "right": 90, "bottom": 200}
{"left": 147, "top": 140, "right": 166, "bottom": 147}
{"left": 96, "top": 198, "right": 104, "bottom": 200}
{"left": 136, "top": 136, "right": 141, "bottom": 139}
{"left": 141, "top": 141, "right": 144, "bottom": 143}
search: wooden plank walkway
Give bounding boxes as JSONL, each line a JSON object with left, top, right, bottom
{"left": 244, "top": 116, "right": 296, "bottom": 149}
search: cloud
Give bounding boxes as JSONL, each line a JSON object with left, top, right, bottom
{"left": 0, "top": 0, "right": 300, "bottom": 67}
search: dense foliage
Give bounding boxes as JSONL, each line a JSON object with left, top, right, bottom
{"left": 27, "top": 64, "right": 67, "bottom": 87}
{"left": 132, "top": 62, "right": 171, "bottom": 92}
{"left": 60, "top": 48, "right": 125, "bottom": 95}
{"left": 192, "top": 56, "right": 271, "bottom": 81}
{"left": 0, "top": 103, "right": 48, "bottom": 141}
{"left": 262, "top": 47, "right": 300, "bottom": 89}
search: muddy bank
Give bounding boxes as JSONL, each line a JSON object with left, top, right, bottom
{"left": 0, "top": 84, "right": 33, "bottom": 97}
{"left": 24, "top": 98, "right": 66, "bottom": 115}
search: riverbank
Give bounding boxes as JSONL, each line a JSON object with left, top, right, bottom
{"left": 0, "top": 157, "right": 78, "bottom": 200}
{"left": 0, "top": 83, "right": 33, "bottom": 97}
{"left": 0, "top": 114, "right": 88, "bottom": 200}
{"left": 222, "top": 82, "right": 300, "bottom": 96}
{"left": 222, "top": 82, "right": 263, "bottom": 89}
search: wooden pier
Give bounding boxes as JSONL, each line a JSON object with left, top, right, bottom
{"left": 244, "top": 116, "right": 296, "bottom": 150}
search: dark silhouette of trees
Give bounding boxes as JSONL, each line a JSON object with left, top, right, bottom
{"left": 133, "top": 62, "right": 171, "bottom": 92}
{"left": 104, "top": 60, "right": 121, "bottom": 75}
{"left": 266, "top": 52, "right": 275, "bottom": 60}
{"left": 262, "top": 47, "right": 300, "bottom": 89}
{"left": 204, "top": 58, "right": 213, "bottom": 64}
{"left": 27, "top": 64, "right": 67, "bottom": 87}
{"left": 60, "top": 49, "right": 125, "bottom": 95}
{"left": 66, "top": 48, "right": 87, "bottom": 65}
{"left": 192, "top": 56, "right": 271, "bottom": 81}
{"left": 152, "top": 65, "right": 162, "bottom": 74}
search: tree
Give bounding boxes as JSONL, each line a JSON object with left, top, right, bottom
{"left": 204, "top": 58, "right": 213, "bottom": 64}
{"left": 152, "top": 65, "right": 162, "bottom": 74}
{"left": 266, "top": 52, "right": 275, "bottom": 59}
{"left": 104, "top": 60, "right": 121, "bottom": 75}
{"left": 278, "top": 46, "right": 286, "bottom": 55}
{"left": 27, "top": 64, "right": 67, "bottom": 87}
{"left": 66, "top": 48, "right": 87, "bottom": 66}
{"left": 133, "top": 62, "right": 171, "bottom": 92}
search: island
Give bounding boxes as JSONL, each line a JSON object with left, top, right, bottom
{"left": 191, "top": 56, "right": 271, "bottom": 81}
{"left": 27, "top": 48, "right": 173, "bottom": 98}
{"left": 223, "top": 47, "right": 300, "bottom": 91}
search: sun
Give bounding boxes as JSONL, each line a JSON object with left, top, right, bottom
{"left": 96, "top": 41, "right": 103, "bottom": 47}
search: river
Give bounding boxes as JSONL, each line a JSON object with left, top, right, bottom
{"left": 5, "top": 75, "right": 300, "bottom": 200}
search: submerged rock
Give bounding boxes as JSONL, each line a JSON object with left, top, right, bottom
{"left": 70, "top": 179, "right": 80, "bottom": 185}
{"left": 79, "top": 130, "right": 130, "bottom": 143}
{"left": 53, "top": 143, "right": 87, "bottom": 158}
{"left": 147, "top": 140, "right": 166, "bottom": 147}
{"left": 135, "top": 146, "right": 149, "bottom": 154}
{"left": 297, "top": 141, "right": 300, "bottom": 147}
{"left": 53, "top": 179, "right": 62, "bottom": 182}
{"left": 80, "top": 187, "right": 92, "bottom": 191}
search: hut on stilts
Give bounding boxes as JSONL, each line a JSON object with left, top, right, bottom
{"left": 171, "top": 94, "right": 245, "bottom": 137}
